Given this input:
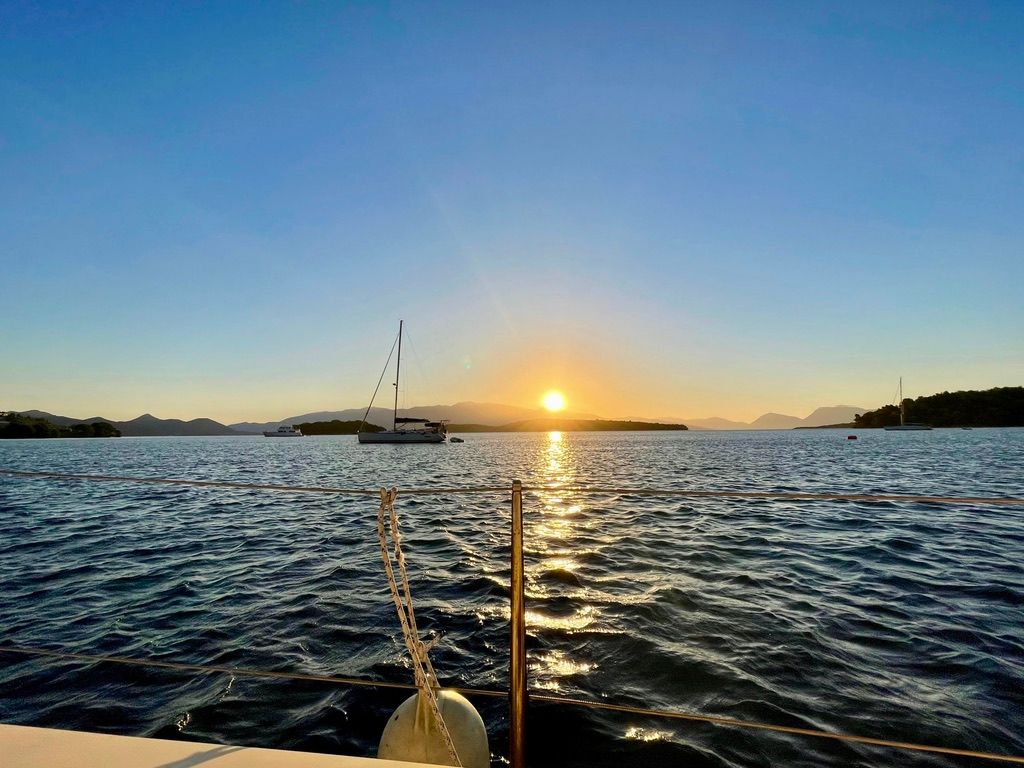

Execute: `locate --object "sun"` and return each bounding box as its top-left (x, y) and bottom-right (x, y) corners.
top-left (542, 390), bottom-right (567, 412)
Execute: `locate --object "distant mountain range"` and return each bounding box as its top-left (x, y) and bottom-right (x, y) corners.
top-left (20, 411), bottom-right (239, 437)
top-left (626, 405), bottom-right (867, 431)
top-left (231, 401), bottom-right (599, 433)
top-left (14, 403), bottom-right (867, 436)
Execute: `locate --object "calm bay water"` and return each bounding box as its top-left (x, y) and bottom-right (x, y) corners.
top-left (1, 429), bottom-right (1022, 766)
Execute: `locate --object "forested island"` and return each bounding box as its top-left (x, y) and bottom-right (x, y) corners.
top-left (296, 420), bottom-right (384, 434)
top-left (449, 418), bottom-right (688, 432)
top-left (810, 387), bottom-right (1024, 428)
top-left (0, 412), bottom-right (121, 438)
top-left (293, 418), bottom-right (687, 434)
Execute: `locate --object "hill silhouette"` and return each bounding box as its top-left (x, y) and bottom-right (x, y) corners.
top-left (669, 405), bottom-right (867, 430)
top-left (853, 387), bottom-right (1023, 428)
top-left (449, 418), bottom-right (687, 433)
top-left (20, 410), bottom-right (240, 436)
top-left (296, 420), bottom-right (385, 435)
top-left (231, 401), bottom-right (599, 433)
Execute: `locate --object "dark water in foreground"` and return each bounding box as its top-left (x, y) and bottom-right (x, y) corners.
top-left (1, 429), bottom-right (1022, 767)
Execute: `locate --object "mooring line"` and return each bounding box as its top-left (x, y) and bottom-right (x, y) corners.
top-left (2, 645), bottom-right (1022, 764)
top-left (2, 469), bottom-right (1021, 506)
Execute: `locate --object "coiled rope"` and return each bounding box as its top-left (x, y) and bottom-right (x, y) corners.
top-left (376, 487), bottom-right (462, 766)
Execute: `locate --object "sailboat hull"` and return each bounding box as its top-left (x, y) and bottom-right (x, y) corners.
top-left (884, 425), bottom-right (933, 431)
top-left (358, 431), bottom-right (447, 444)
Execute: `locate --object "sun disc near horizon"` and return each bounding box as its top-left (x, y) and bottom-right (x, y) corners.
top-left (542, 390), bottom-right (567, 412)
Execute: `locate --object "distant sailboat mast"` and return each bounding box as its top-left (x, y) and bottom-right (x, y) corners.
top-left (897, 376), bottom-right (905, 430)
top-left (393, 319), bottom-right (403, 431)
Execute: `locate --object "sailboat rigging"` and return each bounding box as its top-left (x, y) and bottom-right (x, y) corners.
top-left (884, 377), bottom-right (933, 431)
top-left (357, 321), bottom-right (448, 444)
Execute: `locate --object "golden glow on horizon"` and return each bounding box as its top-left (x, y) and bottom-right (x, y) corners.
top-left (542, 390), bottom-right (566, 412)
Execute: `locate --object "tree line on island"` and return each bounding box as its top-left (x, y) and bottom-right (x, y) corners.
top-left (849, 387), bottom-right (1023, 428)
top-left (302, 390), bottom-right (1024, 433)
top-left (5, 387), bottom-right (1020, 439)
top-left (449, 418), bottom-right (688, 432)
top-left (296, 420), bottom-right (383, 434)
top-left (0, 412), bottom-right (121, 439)
top-left (295, 418), bottom-right (688, 434)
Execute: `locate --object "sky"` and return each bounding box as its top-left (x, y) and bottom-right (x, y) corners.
top-left (1, 1), bottom-right (1022, 423)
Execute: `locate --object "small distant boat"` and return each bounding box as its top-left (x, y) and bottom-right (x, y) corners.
top-left (263, 425), bottom-right (303, 437)
top-left (357, 321), bottom-right (448, 444)
top-left (450, 436), bottom-right (465, 443)
top-left (884, 378), bottom-right (932, 431)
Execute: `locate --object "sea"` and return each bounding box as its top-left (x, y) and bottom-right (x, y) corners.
top-left (1, 429), bottom-right (1022, 767)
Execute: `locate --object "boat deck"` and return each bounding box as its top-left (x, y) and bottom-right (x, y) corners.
top-left (1, 724), bottom-right (432, 768)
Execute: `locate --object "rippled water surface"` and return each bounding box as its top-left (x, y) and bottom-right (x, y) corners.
top-left (1, 430), bottom-right (1023, 766)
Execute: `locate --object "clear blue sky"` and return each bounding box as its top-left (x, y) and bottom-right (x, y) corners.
top-left (2, 1), bottom-right (1021, 422)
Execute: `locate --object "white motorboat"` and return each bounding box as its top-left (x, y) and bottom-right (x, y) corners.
top-left (357, 321), bottom-right (448, 444)
top-left (263, 425), bottom-right (303, 437)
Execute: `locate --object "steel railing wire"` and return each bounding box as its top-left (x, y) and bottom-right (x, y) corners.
top-left (2, 468), bottom-right (1022, 506)
top-left (0, 645), bottom-right (1022, 764)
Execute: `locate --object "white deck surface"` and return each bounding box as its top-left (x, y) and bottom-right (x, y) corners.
top-left (1, 724), bottom-right (435, 768)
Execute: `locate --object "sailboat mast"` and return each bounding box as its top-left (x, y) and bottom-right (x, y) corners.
top-left (393, 320), bottom-right (403, 431)
top-left (899, 377), bottom-right (904, 426)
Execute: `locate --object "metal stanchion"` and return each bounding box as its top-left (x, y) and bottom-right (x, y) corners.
top-left (510, 479), bottom-right (527, 768)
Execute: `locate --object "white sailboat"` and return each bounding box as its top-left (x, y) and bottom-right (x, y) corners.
top-left (357, 321), bottom-right (448, 444)
top-left (884, 377), bottom-right (933, 431)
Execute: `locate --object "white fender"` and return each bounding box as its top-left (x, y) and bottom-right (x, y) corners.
top-left (378, 690), bottom-right (489, 768)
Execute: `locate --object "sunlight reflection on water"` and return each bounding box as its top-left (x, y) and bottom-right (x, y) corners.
top-left (526, 431), bottom-right (601, 687)
top-left (1, 429), bottom-right (1022, 767)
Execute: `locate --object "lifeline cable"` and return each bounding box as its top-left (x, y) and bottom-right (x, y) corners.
top-left (2, 469), bottom-right (1022, 506)
top-left (3, 470), bottom-right (1024, 762)
top-left (1, 645), bottom-right (1022, 764)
